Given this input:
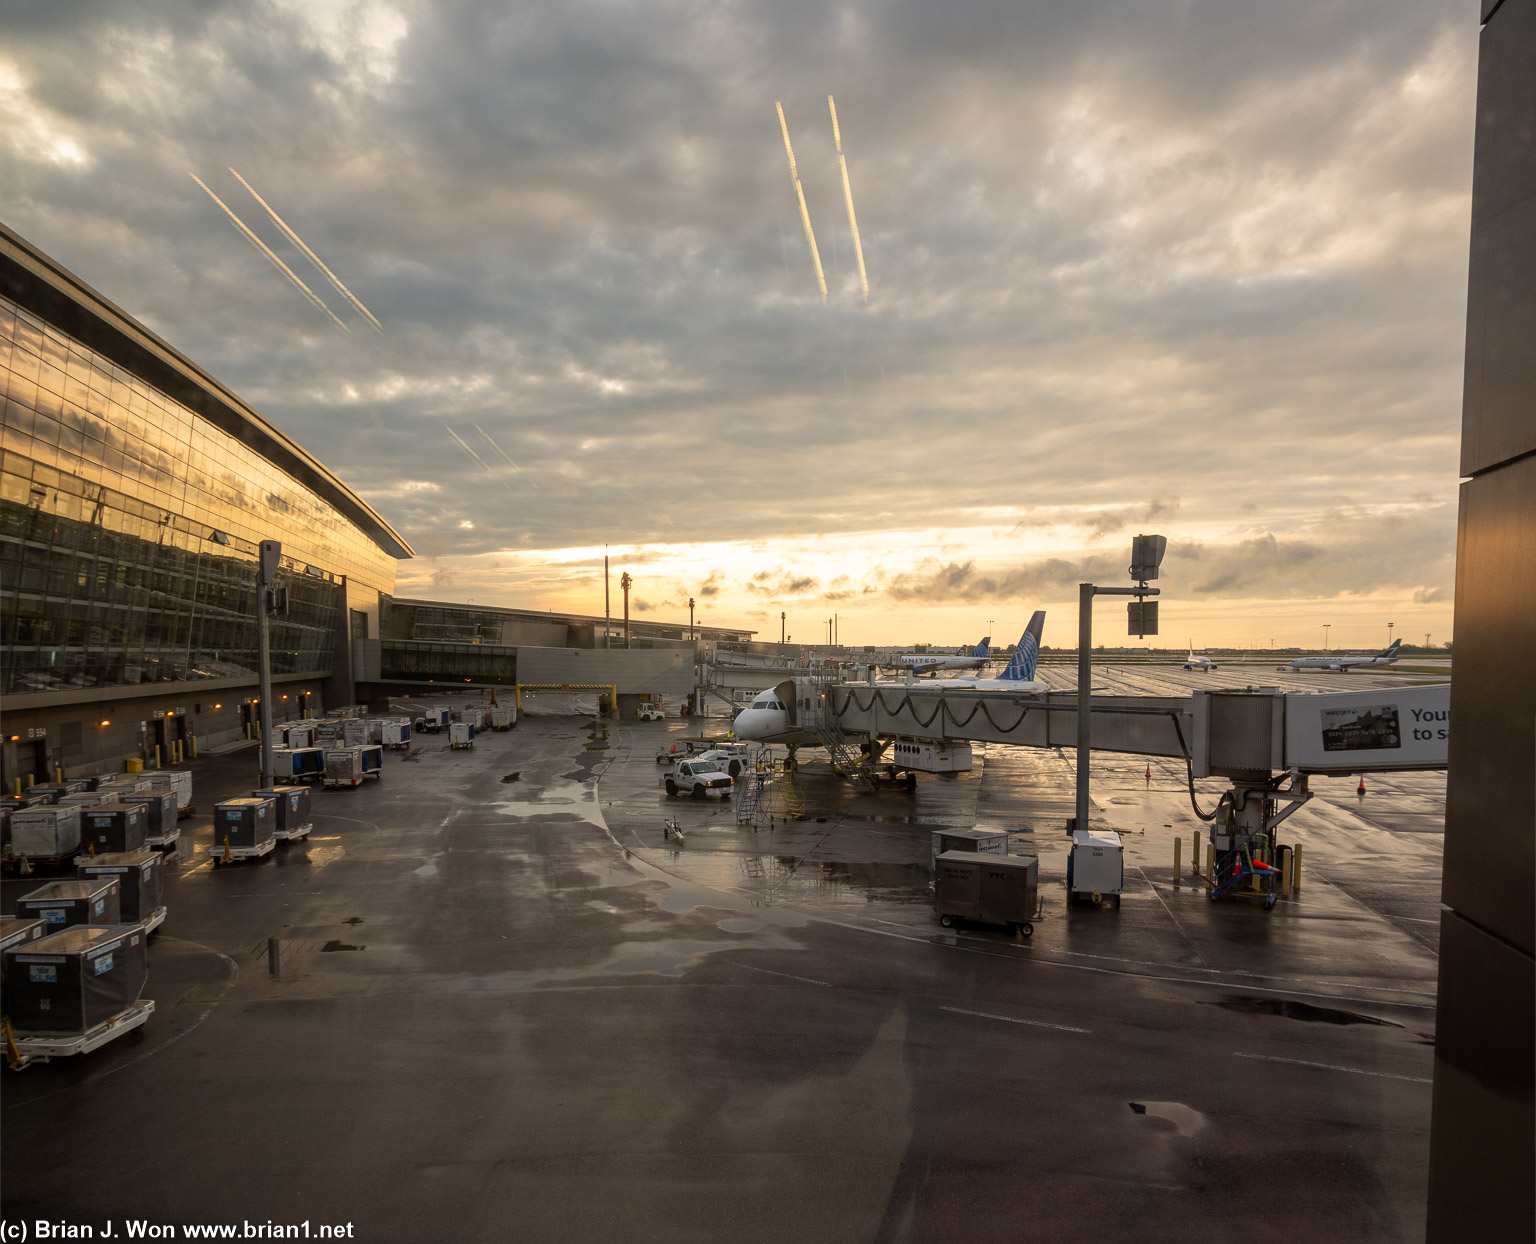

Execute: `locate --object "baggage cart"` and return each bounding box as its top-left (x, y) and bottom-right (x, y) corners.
top-left (1067, 829), bottom-right (1124, 908)
top-left (212, 797), bottom-right (277, 863)
top-left (359, 744), bottom-right (384, 777)
top-left (449, 721), bottom-right (475, 750)
top-left (2, 924), bottom-right (152, 1069)
top-left (15, 878), bottom-right (122, 932)
top-left (934, 851), bottom-right (1038, 936)
top-left (9, 806), bottom-right (84, 865)
top-left (253, 786), bottom-right (313, 842)
top-left (490, 705), bottom-right (516, 730)
top-left (120, 791), bottom-right (181, 851)
top-left (930, 828), bottom-right (1009, 865)
top-left (323, 748), bottom-right (364, 788)
top-left (77, 851), bottom-right (167, 933)
top-left (78, 802), bottom-right (149, 856)
top-left (382, 720), bottom-right (412, 748)
top-left (274, 747), bottom-right (326, 782)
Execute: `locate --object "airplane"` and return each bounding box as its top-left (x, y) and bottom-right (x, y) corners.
top-left (733, 615), bottom-right (1048, 765)
top-left (894, 636), bottom-right (991, 675)
top-left (1182, 642), bottom-right (1217, 672)
top-left (1280, 638), bottom-right (1403, 673)
top-left (936, 612), bottom-right (1048, 692)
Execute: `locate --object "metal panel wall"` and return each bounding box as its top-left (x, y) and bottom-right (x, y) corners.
top-left (1428, 1), bottom-right (1536, 1238)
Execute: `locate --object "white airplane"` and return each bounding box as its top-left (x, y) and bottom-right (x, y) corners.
top-left (1280, 638), bottom-right (1402, 673)
top-left (733, 615), bottom-right (1048, 760)
top-left (895, 636), bottom-right (991, 675)
top-left (1182, 643), bottom-right (1217, 672)
top-left (934, 612), bottom-right (1048, 693)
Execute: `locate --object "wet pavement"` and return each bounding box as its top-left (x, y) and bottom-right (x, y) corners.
top-left (1, 679), bottom-right (1441, 1242)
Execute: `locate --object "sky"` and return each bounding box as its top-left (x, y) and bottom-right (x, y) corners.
top-left (0, 0), bottom-right (1476, 650)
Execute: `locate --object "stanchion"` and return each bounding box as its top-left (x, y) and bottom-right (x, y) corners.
top-left (1173, 837), bottom-right (1182, 885)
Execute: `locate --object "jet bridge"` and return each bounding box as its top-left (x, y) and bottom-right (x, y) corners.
top-left (817, 678), bottom-right (1449, 882)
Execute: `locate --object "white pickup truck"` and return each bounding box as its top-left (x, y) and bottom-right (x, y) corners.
top-left (664, 759), bottom-right (734, 800)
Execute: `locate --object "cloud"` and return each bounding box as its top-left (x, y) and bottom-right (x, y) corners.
top-left (697, 570), bottom-right (723, 598)
top-left (0, 0), bottom-right (1471, 643)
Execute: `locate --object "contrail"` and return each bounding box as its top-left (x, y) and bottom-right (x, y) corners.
top-left (189, 173), bottom-right (348, 332)
top-left (228, 166), bottom-right (383, 332)
top-left (474, 423), bottom-right (538, 491)
top-left (775, 102), bottom-right (827, 305)
top-left (828, 96), bottom-right (869, 304)
top-left (444, 425), bottom-right (492, 470)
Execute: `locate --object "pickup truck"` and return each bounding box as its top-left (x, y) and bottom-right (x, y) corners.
top-left (664, 759), bottom-right (734, 800)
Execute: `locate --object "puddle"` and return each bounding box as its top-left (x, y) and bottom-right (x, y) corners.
top-left (501, 772), bottom-right (522, 784)
top-left (599, 938), bottom-right (722, 977)
top-left (414, 862), bottom-right (438, 878)
top-left (303, 844), bottom-right (346, 870)
top-left (1213, 996), bottom-right (1399, 1027)
top-left (1129, 1101), bottom-right (1208, 1138)
top-left (321, 940), bottom-right (363, 952)
top-left (718, 917), bottom-right (764, 934)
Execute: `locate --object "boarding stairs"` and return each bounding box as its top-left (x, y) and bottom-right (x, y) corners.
top-left (736, 768), bottom-right (773, 829)
top-left (775, 767), bottom-right (808, 820)
top-left (813, 710), bottom-right (877, 794)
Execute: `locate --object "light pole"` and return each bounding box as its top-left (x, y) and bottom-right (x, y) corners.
top-left (689, 596), bottom-right (696, 642)
top-left (1075, 535), bottom-right (1165, 832)
top-left (1323, 623), bottom-right (1331, 652)
top-left (780, 611), bottom-right (786, 645)
top-left (604, 547), bottom-right (611, 649)
top-left (255, 540), bottom-right (281, 790)
top-left (1388, 621), bottom-right (1394, 647)
top-left (620, 572), bottom-right (632, 649)
top-left (1424, 632), bottom-right (1431, 649)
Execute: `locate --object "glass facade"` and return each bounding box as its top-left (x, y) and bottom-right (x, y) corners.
top-left (0, 294), bottom-right (398, 696)
top-left (379, 640), bottom-right (517, 685)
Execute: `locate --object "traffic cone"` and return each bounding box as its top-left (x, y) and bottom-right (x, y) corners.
top-left (1356, 775), bottom-right (1366, 797)
top-left (1145, 764), bottom-right (1152, 784)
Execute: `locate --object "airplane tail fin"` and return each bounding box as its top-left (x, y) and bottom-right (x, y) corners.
top-left (1378, 638), bottom-right (1403, 658)
top-left (1000, 612), bottom-right (1046, 681)
top-left (970, 636), bottom-right (991, 658)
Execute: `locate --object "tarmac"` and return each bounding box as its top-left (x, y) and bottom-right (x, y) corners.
top-left (1, 665), bottom-right (1444, 1243)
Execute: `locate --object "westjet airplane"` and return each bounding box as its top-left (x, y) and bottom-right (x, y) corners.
top-left (896, 636), bottom-right (991, 674)
top-left (1280, 638), bottom-right (1402, 673)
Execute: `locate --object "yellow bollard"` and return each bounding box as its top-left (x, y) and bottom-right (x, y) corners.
top-left (10, 778), bottom-right (19, 796)
top-left (1205, 842), bottom-right (1214, 881)
top-left (1292, 844), bottom-right (1303, 895)
top-left (1192, 830), bottom-right (1202, 878)
top-left (1173, 837), bottom-right (1182, 885)
top-left (25, 773), bottom-right (34, 788)
top-left (190, 735), bottom-right (198, 759)
top-left (153, 744), bottom-right (161, 770)
top-left (1281, 849), bottom-right (1293, 899)
top-left (55, 767), bottom-right (63, 783)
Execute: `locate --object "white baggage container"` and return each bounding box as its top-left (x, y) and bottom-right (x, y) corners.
top-left (449, 721), bottom-right (475, 749)
top-left (11, 807), bottom-right (84, 859)
top-left (1068, 829), bottom-right (1125, 906)
top-left (930, 828), bottom-right (1009, 864)
top-left (142, 770), bottom-right (193, 811)
top-left (382, 721), bottom-right (412, 748)
top-left (490, 705), bottom-right (516, 730)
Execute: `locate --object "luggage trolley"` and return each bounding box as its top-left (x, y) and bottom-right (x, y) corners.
top-left (211, 798), bottom-right (277, 864)
top-left (253, 786), bottom-right (313, 843)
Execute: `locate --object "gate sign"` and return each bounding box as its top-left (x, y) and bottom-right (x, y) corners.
top-left (1285, 683), bottom-right (1449, 772)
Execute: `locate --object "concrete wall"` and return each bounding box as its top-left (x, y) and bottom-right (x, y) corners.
top-left (1, 677), bottom-right (327, 782)
top-left (515, 646), bottom-right (695, 699)
top-left (1427, 3), bottom-right (1536, 1238)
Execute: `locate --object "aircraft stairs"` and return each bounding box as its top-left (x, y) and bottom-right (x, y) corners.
top-left (736, 768), bottom-right (773, 829)
top-left (813, 712), bottom-right (877, 794)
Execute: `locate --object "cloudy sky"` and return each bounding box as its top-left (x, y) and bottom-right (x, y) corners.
top-left (2, 0), bottom-right (1476, 649)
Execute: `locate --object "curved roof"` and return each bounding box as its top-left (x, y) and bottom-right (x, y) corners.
top-left (0, 221), bottom-right (413, 560)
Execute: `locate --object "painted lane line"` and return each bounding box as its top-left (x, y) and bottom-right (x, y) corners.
top-left (940, 1005), bottom-right (1091, 1034)
top-left (735, 962), bottom-right (832, 987)
top-left (1233, 1052), bottom-right (1431, 1083)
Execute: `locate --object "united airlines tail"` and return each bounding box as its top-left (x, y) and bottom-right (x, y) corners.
top-left (1000, 612), bottom-right (1046, 682)
top-left (969, 636), bottom-right (991, 658)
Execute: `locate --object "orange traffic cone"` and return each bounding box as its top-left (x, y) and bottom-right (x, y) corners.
top-left (1356, 775), bottom-right (1366, 797)
top-left (1145, 764), bottom-right (1152, 784)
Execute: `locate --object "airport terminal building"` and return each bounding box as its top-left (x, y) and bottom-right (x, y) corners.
top-left (0, 223), bottom-right (412, 784)
top-left (0, 225), bottom-right (744, 787)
